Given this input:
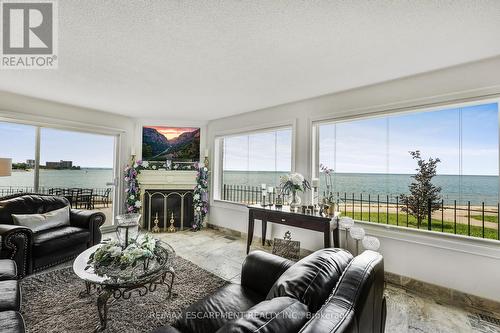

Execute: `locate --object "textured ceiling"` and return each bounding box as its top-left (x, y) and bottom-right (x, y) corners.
top-left (1, 1), bottom-right (500, 120)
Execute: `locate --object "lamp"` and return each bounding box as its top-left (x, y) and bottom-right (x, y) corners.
top-left (0, 158), bottom-right (12, 177)
top-left (349, 227), bottom-right (366, 255)
top-left (339, 217), bottom-right (354, 250)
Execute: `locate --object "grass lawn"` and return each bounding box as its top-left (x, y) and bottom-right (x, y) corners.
top-left (344, 211), bottom-right (499, 240)
top-left (469, 215), bottom-right (498, 224)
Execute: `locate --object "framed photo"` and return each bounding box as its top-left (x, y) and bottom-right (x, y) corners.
top-left (142, 126), bottom-right (200, 162)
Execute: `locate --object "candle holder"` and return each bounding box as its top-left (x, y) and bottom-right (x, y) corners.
top-left (167, 213), bottom-right (177, 233)
top-left (152, 212), bottom-right (160, 233)
top-left (115, 213), bottom-right (141, 248)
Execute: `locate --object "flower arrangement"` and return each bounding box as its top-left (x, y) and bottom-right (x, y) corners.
top-left (87, 234), bottom-right (157, 271)
top-left (280, 172), bottom-right (311, 195)
top-left (280, 172), bottom-right (311, 209)
top-left (193, 162), bottom-right (209, 230)
top-left (124, 160), bottom-right (142, 213)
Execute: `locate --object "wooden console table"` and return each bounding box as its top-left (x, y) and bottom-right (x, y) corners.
top-left (246, 205), bottom-right (339, 254)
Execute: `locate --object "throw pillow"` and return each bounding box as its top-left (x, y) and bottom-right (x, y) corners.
top-left (12, 206), bottom-right (70, 233)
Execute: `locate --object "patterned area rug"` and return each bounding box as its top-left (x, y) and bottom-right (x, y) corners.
top-left (21, 256), bottom-right (228, 332)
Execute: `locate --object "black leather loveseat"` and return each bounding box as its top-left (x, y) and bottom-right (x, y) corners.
top-left (0, 193), bottom-right (105, 277)
top-left (153, 248), bottom-right (386, 333)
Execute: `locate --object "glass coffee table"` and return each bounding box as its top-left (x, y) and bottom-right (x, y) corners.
top-left (73, 241), bottom-right (175, 331)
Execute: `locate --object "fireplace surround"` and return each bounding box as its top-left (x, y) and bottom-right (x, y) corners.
top-left (138, 170), bottom-right (197, 231)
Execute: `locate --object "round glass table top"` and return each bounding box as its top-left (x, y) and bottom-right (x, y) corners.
top-left (73, 240), bottom-right (175, 287)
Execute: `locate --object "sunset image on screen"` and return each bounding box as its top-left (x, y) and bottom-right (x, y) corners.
top-left (142, 126), bottom-right (200, 161)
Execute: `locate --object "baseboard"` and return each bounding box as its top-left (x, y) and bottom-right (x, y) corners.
top-left (385, 271), bottom-right (500, 316)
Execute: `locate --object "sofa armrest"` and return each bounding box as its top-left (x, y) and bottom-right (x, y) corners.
top-left (240, 250), bottom-right (294, 296)
top-left (70, 210), bottom-right (105, 246)
top-left (0, 224), bottom-right (33, 278)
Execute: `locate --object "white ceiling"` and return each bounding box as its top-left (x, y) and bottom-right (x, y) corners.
top-left (1, 1), bottom-right (500, 121)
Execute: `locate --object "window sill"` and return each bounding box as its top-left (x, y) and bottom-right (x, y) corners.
top-left (351, 219), bottom-right (500, 259)
top-left (211, 199), bottom-right (249, 212)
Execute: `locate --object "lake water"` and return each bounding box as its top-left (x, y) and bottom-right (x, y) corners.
top-left (0, 169), bottom-right (114, 190)
top-left (2, 169), bottom-right (498, 205)
top-left (223, 171), bottom-right (499, 205)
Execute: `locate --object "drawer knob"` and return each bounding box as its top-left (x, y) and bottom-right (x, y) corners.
top-left (281, 218), bottom-right (286, 222)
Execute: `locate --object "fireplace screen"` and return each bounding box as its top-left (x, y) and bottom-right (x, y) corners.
top-left (144, 189), bottom-right (194, 231)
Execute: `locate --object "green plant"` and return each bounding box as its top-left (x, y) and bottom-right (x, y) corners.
top-left (399, 151), bottom-right (442, 222)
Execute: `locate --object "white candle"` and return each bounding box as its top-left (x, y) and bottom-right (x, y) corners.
top-left (261, 183), bottom-right (266, 190)
top-left (267, 186), bottom-right (273, 194)
top-left (312, 178), bottom-right (319, 188)
top-left (131, 146), bottom-right (136, 156)
top-left (204, 148), bottom-right (209, 157)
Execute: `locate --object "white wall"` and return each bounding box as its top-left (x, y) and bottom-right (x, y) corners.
top-left (207, 56), bottom-right (500, 302)
top-left (0, 91), bottom-right (135, 216)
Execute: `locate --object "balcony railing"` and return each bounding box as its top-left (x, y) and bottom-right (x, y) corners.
top-left (222, 184), bottom-right (499, 241)
top-left (0, 186), bottom-right (113, 209)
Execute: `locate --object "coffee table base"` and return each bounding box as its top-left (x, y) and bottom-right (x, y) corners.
top-left (80, 267), bottom-right (175, 332)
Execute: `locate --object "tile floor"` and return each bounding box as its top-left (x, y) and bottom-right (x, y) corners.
top-left (148, 229), bottom-right (500, 333)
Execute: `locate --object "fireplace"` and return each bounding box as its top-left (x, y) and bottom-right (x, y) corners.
top-left (143, 189), bottom-right (194, 231)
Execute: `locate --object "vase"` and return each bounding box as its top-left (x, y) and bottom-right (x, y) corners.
top-left (289, 191), bottom-right (301, 210)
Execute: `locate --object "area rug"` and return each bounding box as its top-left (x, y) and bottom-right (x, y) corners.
top-left (21, 256), bottom-right (228, 333)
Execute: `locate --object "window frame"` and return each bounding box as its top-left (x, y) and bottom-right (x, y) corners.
top-left (0, 112), bottom-right (124, 228)
top-left (312, 96), bottom-right (500, 236)
top-left (212, 120), bottom-right (297, 207)
top-left (312, 97), bottom-right (500, 181)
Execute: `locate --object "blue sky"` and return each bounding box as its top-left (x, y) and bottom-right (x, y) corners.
top-left (0, 124), bottom-right (114, 168)
top-left (224, 129), bottom-right (292, 172)
top-left (320, 102), bottom-right (499, 175)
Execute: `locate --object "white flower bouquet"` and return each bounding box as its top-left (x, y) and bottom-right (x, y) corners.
top-left (280, 172), bottom-right (311, 195)
top-left (87, 234), bottom-right (157, 272)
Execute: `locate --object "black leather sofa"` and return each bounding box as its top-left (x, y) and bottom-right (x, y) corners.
top-left (0, 260), bottom-right (25, 333)
top-left (153, 248), bottom-right (386, 333)
top-left (0, 193), bottom-right (105, 278)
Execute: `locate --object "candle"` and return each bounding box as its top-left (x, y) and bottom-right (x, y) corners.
top-left (267, 186), bottom-right (273, 194)
top-left (312, 178), bottom-right (319, 188)
top-left (204, 148), bottom-right (209, 157)
top-left (131, 146), bottom-right (136, 156)
top-left (261, 183), bottom-right (266, 190)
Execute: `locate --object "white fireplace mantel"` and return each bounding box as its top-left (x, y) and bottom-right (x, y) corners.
top-left (138, 170), bottom-right (197, 192)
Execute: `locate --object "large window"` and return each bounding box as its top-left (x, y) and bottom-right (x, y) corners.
top-left (220, 127), bottom-right (292, 203)
top-left (316, 101), bottom-right (499, 240)
top-left (0, 121), bottom-right (117, 227)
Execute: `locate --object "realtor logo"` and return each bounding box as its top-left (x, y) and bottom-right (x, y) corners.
top-left (1, 0), bottom-right (58, 69)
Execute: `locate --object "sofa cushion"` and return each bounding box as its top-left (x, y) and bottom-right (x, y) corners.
top-left (0, 280), bottom-right (20, 312)
top-left (266, 248), bottom-right (353, 312)
top-left (33, 226), bottom-right (90, 258)
top-left (174, 284), bottom-right (264, 333)
top-left (0, 260), bottom-right (17, 281)
top-left (12, 206), bottom-right (70, 233)
top-left (0, 194), bottom-right (69, 225)
top-left (0, 311), bottom-right (25, 333)
top-left (299, 251), bottom-right (385, 333)
top-left (216, 296), bottom-right (309, 333)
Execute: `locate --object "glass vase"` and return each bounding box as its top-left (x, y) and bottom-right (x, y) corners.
top-left (289, 190), bottom-right (302, 210)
